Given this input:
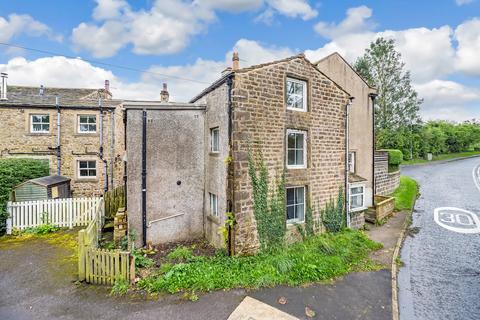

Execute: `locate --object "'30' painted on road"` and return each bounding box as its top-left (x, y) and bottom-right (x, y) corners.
top-left (434, 207), bottom-right (480, 234)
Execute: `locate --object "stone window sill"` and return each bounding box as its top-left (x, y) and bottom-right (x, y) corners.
top-left (74, 178), bottom-right (99, 183)
top-left (207, 214), bottom-right (220, 224)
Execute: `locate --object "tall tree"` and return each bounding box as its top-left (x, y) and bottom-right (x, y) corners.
top-left (354, 38), bottom-right (422, 131)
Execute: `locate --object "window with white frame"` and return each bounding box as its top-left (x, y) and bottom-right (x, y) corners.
top-left (348, 151), bottom-right (356, 173)
top-left (287, 129), bottom-right (307, 168)
top-left (30, 114), bottom-right (50, 133)
top-left (286, 77), bottom-right (307, 111)
top-left (78, 115), bottom-right (97, 133)
top-left (210, 127), bottom-right (219, 153)
top-left (78, 160), bottom-right (97, 179)
top-left (209, 193), bottom-right (218, 216)
top-left (350, 185), bottom-right (365, 211)
top-left (286, 186), bottom-right (305, 223)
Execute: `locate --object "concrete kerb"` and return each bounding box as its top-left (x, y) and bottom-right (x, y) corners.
top-left (400, 154), bottom-right (480, 168)
top-left (390, 199), bottom-right (417, 320)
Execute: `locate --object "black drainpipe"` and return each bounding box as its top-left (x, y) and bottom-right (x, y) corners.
top-left (226, 74), bottom-right (234, 255)
top-left (56, 96), bottom-right (61, 175)
top-left (141, 109), bottom-right (147, 247)
top-left (369, 93), bottom-right (378, 198)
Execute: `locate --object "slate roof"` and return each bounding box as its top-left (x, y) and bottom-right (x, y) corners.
top-left (0, 85), bottom-right (122, 109)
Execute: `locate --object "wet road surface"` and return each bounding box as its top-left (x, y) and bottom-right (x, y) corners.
top-left (398, 157), bottom-right (480, 320)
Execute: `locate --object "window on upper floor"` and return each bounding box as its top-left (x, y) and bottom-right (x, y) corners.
top-left (286, 129), bottom-right (307, 169)
top-left (286, 77), bottom-right (307, 111)
top-left (78, 115), bottom-right (97, 133)
top-left (30, 114), bottom-right (50, 133)
top-left (286, 186), bottom-right (305, 223)
top-left (211, 127), bottom-right (219, 153)
top-left (78, 160), bottom-right (97, 179)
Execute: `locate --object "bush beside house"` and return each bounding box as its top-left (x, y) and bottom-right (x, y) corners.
top-left (0, 158), bottom-right (50, 234)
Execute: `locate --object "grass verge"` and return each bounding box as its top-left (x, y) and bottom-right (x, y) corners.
top-left (138, 230), bottom-right (382, 294)
top-left (390, 176), bottom-right (419, 211)
top-left (402, 150), bottom-right (480, 165)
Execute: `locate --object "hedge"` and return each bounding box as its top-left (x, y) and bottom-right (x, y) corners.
top-left (0, 158), bottom-right (50, 234)
top-left (382, 149), bottom-right (403, 165)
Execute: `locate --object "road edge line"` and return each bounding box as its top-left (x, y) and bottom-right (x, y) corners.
top-left (391, 203), bottom-right (416, 320)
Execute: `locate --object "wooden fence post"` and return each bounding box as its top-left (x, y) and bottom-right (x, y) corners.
top-left (78, 229), bottom-right (86, 281)
top-left (130, 254), bottom-right (136, 284)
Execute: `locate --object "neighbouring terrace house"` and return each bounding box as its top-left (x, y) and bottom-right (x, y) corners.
top-left (0, 74), bottom-right (124, 196)
top-left (126, 53), bottom-right (365, 254)
top-left (315, 52), bottom-right (377, 225)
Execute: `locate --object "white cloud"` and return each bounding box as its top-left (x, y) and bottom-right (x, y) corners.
top-left (0, 13), bottom-right (62, 43)
top-left (265, 0), bottom-right (317, 20)
top-left (92, 0), bottom-right (129, 20)
top-left (454, 18), bottom-right (480, 75)
top-left (455, 0), bottom-right (474, 6)
top-left (314, 6), bottom-right (373, 39)
top-left (72, 0), bottom-right (316, 58)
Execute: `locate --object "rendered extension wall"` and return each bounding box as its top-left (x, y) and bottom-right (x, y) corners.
top-left (126, 107), bottom-right (205, 246)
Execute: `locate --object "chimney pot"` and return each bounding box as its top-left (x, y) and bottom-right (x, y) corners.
top-left (232, 52), bottom-right (239, 70)
top-left (39, 85), bottom-right (45, 96)
top-left (0, 72), bottom-right (7, 100)
top-left (104, 80), bottom-right (110, 92)
top-left (160, 83), bottom-right (169, 102)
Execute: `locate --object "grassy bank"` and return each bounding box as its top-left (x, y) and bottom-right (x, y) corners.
top-left (390, 176), bottom-right (419, 211)
top-left (402, 150), bottom-right (480, 165)
top-left (138, 230), bottom-right (382, 294)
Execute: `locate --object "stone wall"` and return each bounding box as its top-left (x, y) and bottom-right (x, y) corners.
top-left (230, 55), bottom-right (350, 254)
top-left (0, 105), bottom-right (124, 197)
top-left (375, 151), bottom-right (400, 195)
top-left (350, 210), bottom-right (365, 230)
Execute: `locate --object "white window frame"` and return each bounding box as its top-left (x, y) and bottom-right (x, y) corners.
top-left (209, 193), bottom-right (218, 217)
top-left (210, 127), bottom-right (219, 153)
top-left (78, 114), bottom-right (97, 133)
top-left (286, 186), bottom-right (306, 224)
top-left (348, 151), bottom-right (356, 173)
top-left (286, 77), bottom-right (307, 112)
top-left (77, 160), bottom-right (97, 179)
top-left (30, 114), bottom-right (50, 133)
top-left (286, 129), bottom-right (307, 169)
top-left (349, 184), bottom-right (366, 212)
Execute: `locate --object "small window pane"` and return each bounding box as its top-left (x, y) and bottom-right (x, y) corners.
top-left (296, 149), bottom-right (304, 165)
top-left (286, 78), bottom-right (306, 111)
top-left (286, 130), bottom-right (306, 168)
top-left (79, 115), bottom-right (97, 133)
top-left (286, 206), bottom-right (295, 220)
top-left (286, 186), bottom-right (305, 223)
top-left (295, 187), bottom-right (304, 204)
top-left (287, 189), bottom-right (295, 205)
top-left (211, 128), bottom-right (219, 152)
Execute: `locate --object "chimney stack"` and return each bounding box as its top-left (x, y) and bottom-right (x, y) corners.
top-left (232, 52), bottom-right (239, 70)
top-left (104, 79), bottom-right (110, 92)
top-left (160, 83), bottom-right (169, 102)
top-left (39, 85), bottom-right (45, 96)
top-left (0, 73), bottom-right (7, 100)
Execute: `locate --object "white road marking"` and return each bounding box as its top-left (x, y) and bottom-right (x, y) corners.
top-left (473, 164), bottom-right (480, 193)
top-left (434, 207), bottom-right (480, 234)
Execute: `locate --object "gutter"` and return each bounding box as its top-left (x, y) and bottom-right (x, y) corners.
top-left (99, 99), bottom-right (108, 192)
top-left (123, 109), bottom-right (128, 210)
top-left (226, 74), bottom-right (234, 255)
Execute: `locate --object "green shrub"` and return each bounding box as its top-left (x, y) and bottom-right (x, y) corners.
top-left (137, 230), bottom-right (382, 294)
top-left (322, 188), bottom-right (345, 233)
top-left (110, 279), bottom-right (129, 296)
top-left (0, 158), bottom-right (50, 235)
top-left (23, 224), bottom-right (59, 235)
top-left (383, 149), bottom-right (404, 165)
top-left (167, 246), bottom-right (194, 262)
top-left (132, 249), bottom-right (155, 269)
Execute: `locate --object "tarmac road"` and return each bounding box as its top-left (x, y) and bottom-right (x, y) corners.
top-left (398, 157), bottom-right (480, 320)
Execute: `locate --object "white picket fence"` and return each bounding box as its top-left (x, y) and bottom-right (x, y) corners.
top-left (6, 197), bottom-right (102, 234)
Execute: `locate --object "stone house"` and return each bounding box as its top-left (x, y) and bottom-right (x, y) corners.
top-left (125, 54), bottom-right (358, 254)
top-left (315, 52), bottom-right (377, 226)
top-left (0, 75), bottom-right (124, 196)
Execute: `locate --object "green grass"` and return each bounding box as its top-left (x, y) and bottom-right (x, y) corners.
top-left (390, 176), bottom-right (419, 211)
top-left (402, 150), bottom-right (480, 165)
top-left (138, 230), bottom-right (382, 294)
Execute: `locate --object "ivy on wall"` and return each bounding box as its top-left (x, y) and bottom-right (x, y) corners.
top-left (247, 149), bottom-right (286, 250)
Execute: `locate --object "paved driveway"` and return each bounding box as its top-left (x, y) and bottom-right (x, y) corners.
top-left (0, 224), bottom-right (396, 320)
top-left (399, 157), bottom-right (480, 320)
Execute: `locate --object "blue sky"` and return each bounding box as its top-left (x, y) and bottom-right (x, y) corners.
top-left (0, 0), bottom-right (479, 121)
